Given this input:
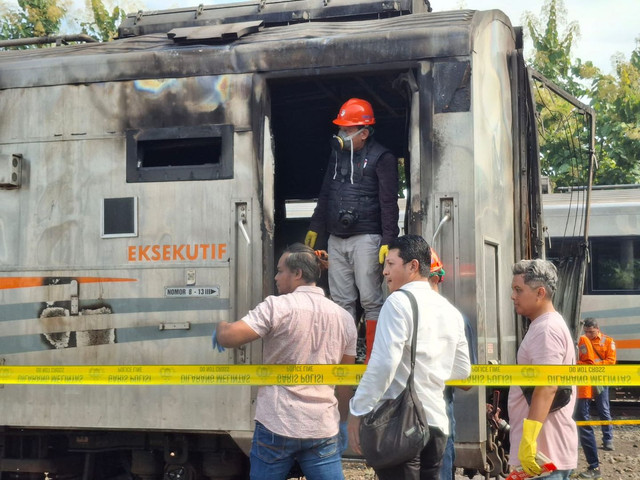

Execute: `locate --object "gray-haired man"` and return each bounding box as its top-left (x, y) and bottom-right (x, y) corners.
top-left (213, 243), bottom-right (357, 480)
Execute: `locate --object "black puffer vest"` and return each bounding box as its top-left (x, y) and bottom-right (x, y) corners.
top-left (326, 139), bottom-right (389, 237)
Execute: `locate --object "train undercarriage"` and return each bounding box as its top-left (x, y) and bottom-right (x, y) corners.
top-left (0, 429), bottom-right (248, 480)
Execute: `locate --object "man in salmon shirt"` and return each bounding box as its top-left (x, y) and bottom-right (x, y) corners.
top-left (213, 243), bottom-right (357, 479)
top-left (574, 317), bottom-right (616, 480)
top-left (508, 259), bottom-right (577, 480)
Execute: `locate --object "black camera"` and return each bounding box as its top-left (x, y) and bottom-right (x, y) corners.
top-left (338, 208), bottom-right (359, 228)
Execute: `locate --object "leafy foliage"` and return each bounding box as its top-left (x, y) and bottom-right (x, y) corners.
top-left (0, 0), bottom-right (68, 46)
top-left (595, 257), bottom-right (640, 291)
top-left (525, 0), bottom-right (640, 187)
top-left (584, 45), bottom-right (640, 185)
top-left (80, 0), bottom-right (126, 42)
top-left (533, 80), bottom-right (592, 188)
top-left (0, 0), bottom-right (125, 45)
top-left (525, 0), bottom-right (579, 90)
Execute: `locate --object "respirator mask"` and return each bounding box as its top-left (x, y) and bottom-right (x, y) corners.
top-left (330, 127), bottom-right (366, 152)
top-left (330, 127), bottom-right (368, 184)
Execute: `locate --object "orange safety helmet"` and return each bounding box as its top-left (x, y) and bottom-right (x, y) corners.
top-left (333, 98), bottom-right (376, 126)
top-left (430, 248), bottom-right (445, 283)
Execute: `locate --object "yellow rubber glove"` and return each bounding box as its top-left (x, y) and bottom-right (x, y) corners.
top-left (305, 230), bottom-right (318, 248)
top-left (518, 418), bottom-right (543, 476)
top-left (378, 244), bottom-right (389, 264)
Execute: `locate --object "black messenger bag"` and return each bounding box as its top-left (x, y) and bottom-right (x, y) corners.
top-left (359, 289), bottom-right (430, 469)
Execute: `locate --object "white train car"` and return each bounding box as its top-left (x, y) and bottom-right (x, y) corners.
top-left (0, 1), bottom-right (554, 477)
top-left (543, 187), bottom-right (640, 363)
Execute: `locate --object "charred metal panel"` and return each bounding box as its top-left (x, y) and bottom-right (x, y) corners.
top-left (168, 21), bottom-right (264, 44)
top-left (0, 75), bottom-right (251, 140)
top-left (123, 76), bottom-right (249, 131)
top-left (0, 10), bottom-right (498, 90)
top-left (40, 306), bottom-right (115, 350)
top-left (119, 0), bottom-right (418, 37)
top-left (0, 64), bottom-right (259, 435)
top-left (413, 11), bottom-right (517, 464)
top-left (433, 61), bottom-right (471, 113)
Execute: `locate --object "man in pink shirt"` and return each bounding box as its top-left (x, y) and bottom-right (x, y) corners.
top-left (214, 243), bottom-right (357, 480)
top-left (508, 259), bottom-right (578, 480)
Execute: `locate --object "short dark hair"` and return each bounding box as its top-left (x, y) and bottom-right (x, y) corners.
top-left (388, 235), bottom-right (431, 277)
top-left (283, 243), bottom-right (321, 283)
top-left (583, 317), bottom-right (599, 329)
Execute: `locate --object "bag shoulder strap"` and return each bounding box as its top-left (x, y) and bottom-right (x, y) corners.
top-left (593, 335), bottom-right (612, 361)
top-left (397, 289), bottom-right (419, 382)
top-left (582, 335), bottom-right (603, 362)
top-left (594, 348), bottom-right (604, 361)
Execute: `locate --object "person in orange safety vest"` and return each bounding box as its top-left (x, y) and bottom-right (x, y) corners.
top-left (574, 318), bottom-right (616, 480)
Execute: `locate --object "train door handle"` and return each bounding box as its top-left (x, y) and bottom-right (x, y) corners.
top-left (433, 198), bottom-right (453, 245)
top-left (238, 204), bottom-right (251, 245)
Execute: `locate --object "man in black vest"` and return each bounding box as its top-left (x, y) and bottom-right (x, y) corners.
top-left (305, 98), bottom-right (399, 363)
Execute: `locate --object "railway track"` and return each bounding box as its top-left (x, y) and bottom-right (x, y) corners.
top-left (610, 400), bottom-right (640, 421)
top-left (612, 386), bottom-right (640, 420)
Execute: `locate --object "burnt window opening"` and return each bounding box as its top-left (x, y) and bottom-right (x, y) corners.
top-left (141, 137), bottom-right (222, 168)
top-left (126, 124), bottom-right (233, 183)
top-left (102, 197), bottom-right (138, 238)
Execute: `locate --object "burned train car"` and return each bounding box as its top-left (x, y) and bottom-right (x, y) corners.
top-left (0, 1), bottom-right (542, 478)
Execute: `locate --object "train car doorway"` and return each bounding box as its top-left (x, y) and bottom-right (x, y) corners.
top-left (268, 70), bottom-right (413, 287)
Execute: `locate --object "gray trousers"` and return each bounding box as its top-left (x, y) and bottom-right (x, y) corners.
top-left (327, 233), bottom-right (384, 321)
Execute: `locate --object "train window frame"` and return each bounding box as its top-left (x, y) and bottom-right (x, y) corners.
top-left (546, 235), bottom-right (640, 295)
top-left (101, 196), bottom-right (138, 238)
top-left (588, 236), bottom-right (640, 294)
top-left (126, 124), bottom-right (234, 183)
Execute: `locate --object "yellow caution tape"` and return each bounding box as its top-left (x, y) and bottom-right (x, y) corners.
top-left (0, 364), bottom-right (638, 386)
top-left (0, 364), bottom-right (362, 386)
top-left (577, 419), bottom-right (640, 426)
top-left (447, 364), bottom-right (640, 387)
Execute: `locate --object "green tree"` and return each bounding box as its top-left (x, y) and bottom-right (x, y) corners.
top-left (80, 0), bottom-right (126, 42)
top-left (525, 0), bottom-right (640, 187)
top-left (525, 0), bottom-right (591, 188)
top-left (580, 42), bottom-right (640, 185)
top-left (0, 0), bottom-right (128, 44)
top-left (534, 86), bottom-right (589, 187)
top-left (525, 0), bottom-right (580, 92)
top-left (0, 0), bottom-right (67, 44)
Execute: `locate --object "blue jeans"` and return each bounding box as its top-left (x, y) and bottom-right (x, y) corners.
top-left (439, 390), bottom-right (455, 480)
top-left (546, 469), bottom-right (573, 480)
top-left (576, 398), bottom-right (599, 469)
top-left (249, 421), bottom-right (344, 480)
top-left (593, 387), bottom-right (613, 442)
